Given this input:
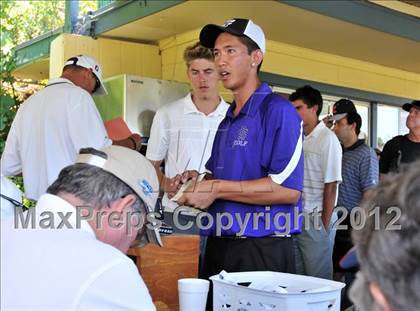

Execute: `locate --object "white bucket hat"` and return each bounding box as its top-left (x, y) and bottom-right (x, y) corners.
top-left (76, 146), bottom-right (162, 247)
top-left (64, 55), bottom-right (108, 96)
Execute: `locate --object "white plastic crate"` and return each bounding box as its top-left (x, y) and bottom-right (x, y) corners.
top-left (210, 271), bottom-right (345, 311)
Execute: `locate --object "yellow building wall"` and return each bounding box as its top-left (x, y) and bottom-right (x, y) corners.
top-left (49, 33), bottom-right (161, 80)
top-left (48, 31), bottom-right (420, 100)
top-left (159, 29), bottom-right (420, 100)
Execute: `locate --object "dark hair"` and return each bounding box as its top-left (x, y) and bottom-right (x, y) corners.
top-left (352, 161), bottom-right (420, 310)
top-left (237, 35), bottom-right (263, 72)
top-left (183, 42), bottom-right (214, 67)
top-left (289, 85), bottom-right (323, 116)
top-left (346, 111), bottom-right (362, 135)
top-left (62, 64), bottom-right (86, 74)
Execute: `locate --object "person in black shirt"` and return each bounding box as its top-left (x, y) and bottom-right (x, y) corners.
top-left (379, 100), bottom-right (420, 179)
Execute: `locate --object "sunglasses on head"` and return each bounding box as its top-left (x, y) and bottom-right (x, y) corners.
top-left (0, 193), bottom-right (24, 208)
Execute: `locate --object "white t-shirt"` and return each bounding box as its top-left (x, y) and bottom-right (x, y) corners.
top-left (1, 194), bottom-right (156, 311)
top-left (146, 93), bottom-right (228, 210)
top-left (302, 121), bottom-right (342, 212)
top-left (1, 78), bottom-right (112, 200)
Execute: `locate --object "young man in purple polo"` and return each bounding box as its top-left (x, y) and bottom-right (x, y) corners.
top-left (176, 18), bottom-right (304, 282)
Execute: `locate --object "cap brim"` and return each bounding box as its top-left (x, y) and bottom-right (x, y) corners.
top-left (146, 226), bottom-right (163, 246)
top-left (402, 103), bottom-right (413, 112)
top-left (329, 113), bottom-right (347, 121)
top-left (200, 24), bottom-right (247, 49)
top-left (132, 226), bottom-right (163, 248)
top-left (92, 78), bottom-right (108, 96)
top-left (133, 200), bottom-right (163, 247)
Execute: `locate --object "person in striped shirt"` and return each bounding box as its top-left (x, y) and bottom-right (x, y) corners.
top-left (330, 99), bottom-right (379, 310)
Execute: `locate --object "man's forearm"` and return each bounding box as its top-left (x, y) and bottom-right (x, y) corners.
top-left (215, 177), bottom-right (301, 205)
top-left (152, 165), bottom-right (172, 193)
top-left (321, 182), bottom-right (338, 228)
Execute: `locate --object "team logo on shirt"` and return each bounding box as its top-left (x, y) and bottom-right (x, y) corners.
top-left (233, 126), bottom-right (248, 147)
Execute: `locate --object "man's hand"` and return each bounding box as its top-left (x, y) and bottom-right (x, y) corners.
top-left (321, 181), bottom-right (338, 232)
top-left (130, 133), bottom-right (141, 151)
top-left (180, 170), bottom-right (199, 184)
top-left (166, 170), bottom-right (200, 199)
top-left (165, 174), bottom-right (183, 199)
top-left (176, 179), bottom-right (219, 210)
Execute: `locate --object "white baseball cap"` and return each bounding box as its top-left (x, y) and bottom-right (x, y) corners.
top-left (76, 146), bottom-right (162, 247)
top-left (200, 18), bottom-right (266, 55)
top-left (64, 55), bottom-right (108, 96)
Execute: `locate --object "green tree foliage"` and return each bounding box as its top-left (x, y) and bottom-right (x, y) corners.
top-left (1, 1), bottom-right (97, 203)
top-left (1, 0), bottom-right (98, 152)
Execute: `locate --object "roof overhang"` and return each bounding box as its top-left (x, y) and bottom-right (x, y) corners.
top-left (12, 0), bottom-right (420, 79)
top-left (95, 0), bottom-right (420, 74)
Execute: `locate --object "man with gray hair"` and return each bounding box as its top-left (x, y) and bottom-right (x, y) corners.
top-left (350, 160), bottom-right (420, 311)
top-left (1, 146), bottom-right (161, 311)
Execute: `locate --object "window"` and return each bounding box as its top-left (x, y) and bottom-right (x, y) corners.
top-left (353, 100), bottom-right (370, 142)
top-left (376, 104), bottom-right (408, 149)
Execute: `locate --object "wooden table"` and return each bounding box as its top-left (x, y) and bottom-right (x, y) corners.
top-left (128, 235), bottom-right (200, 310)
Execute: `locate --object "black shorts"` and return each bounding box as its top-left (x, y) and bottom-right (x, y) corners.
top-left (199, 235), bottom-right (296, 310)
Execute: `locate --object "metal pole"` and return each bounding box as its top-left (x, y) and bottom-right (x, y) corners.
top-left (370, 102), bottom-right (378, 148)
top-left (64, 1), bottom-right (79, 33)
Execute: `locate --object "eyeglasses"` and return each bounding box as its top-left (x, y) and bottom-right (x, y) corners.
top-left (91, 72), bottom-right (100, 93)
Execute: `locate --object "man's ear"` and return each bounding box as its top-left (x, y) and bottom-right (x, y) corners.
top-left (251, 49), bottom-right (264, 68)
top-left (112, 194), bottom-right (136, 213)
top-left (369, 282), bottom-right (391, 311)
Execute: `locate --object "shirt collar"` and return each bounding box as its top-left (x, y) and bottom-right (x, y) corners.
top-left (305, 121), bottom-right (326, 139)
top-left (47, 77), bottom-right (75, 86)
top-left (184, 93), bottom-right (229, 117)
top-left (344, 139), bottom-right (365, 151)
top-left (226, 83), bottom-right (272, 119)
top-left (34, 194), bottom-right (95, 237)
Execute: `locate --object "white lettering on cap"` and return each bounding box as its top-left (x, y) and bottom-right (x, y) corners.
top-left (223, 19), bottom-right (236, 27)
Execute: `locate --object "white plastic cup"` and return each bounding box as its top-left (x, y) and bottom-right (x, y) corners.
top-left (178, 278), bottom-right (210, 311)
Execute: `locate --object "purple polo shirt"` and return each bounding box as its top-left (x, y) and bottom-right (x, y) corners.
top-left (202, 83), bottom-right (304, 237)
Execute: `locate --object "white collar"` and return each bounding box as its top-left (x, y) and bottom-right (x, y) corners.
top-left (305, 121), bottom-right (326, 139)
top-left (47, 77), bottom-right (75, 86)
top-left (34, 194), bottom-right (95, 237)
top-left (183, 93), bottom-right (228, 117)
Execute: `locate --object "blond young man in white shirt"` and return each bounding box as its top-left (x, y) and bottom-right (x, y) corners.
top-left (290, 85), bottom-right (342, 280)
top-left (146, 43), bottom-right (228, 210)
